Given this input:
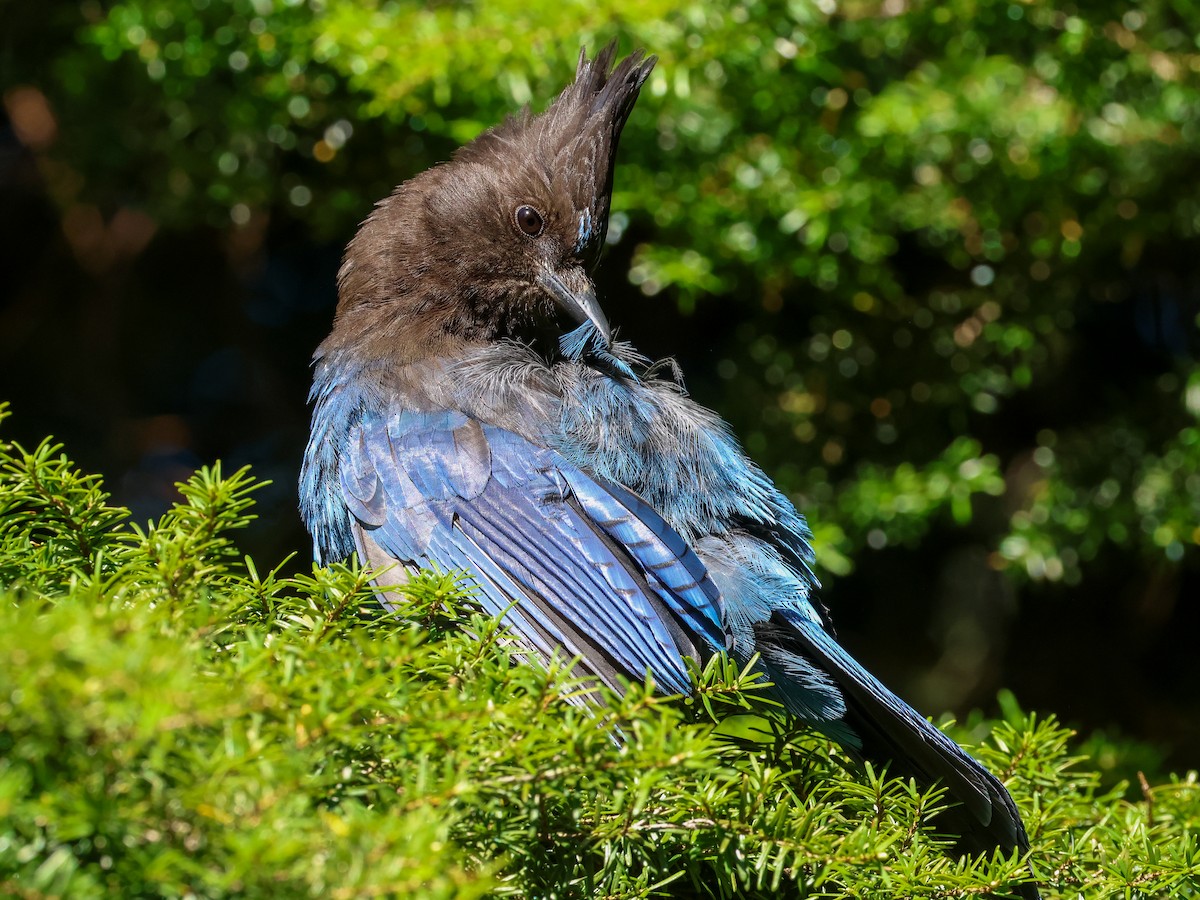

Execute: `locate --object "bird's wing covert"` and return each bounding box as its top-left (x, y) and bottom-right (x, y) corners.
top-left (340, 408), bottom-right (728, 695)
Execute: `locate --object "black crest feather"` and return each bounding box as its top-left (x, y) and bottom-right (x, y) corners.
top-left (457, 42), bottom-right (656, 263)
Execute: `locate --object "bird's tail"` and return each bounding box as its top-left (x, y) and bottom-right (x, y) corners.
top-left (762, 609), bottom-right (1040, 900)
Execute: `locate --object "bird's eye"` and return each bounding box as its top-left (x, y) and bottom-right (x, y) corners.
top-left (515, 205), bottom-right (545, 237)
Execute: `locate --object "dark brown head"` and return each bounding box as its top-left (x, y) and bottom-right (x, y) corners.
top-left (326, 43), bottom-right (655, 362)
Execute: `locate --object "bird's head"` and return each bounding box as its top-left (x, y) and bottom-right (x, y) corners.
top-left (328, 44), bottom-right (655, 362)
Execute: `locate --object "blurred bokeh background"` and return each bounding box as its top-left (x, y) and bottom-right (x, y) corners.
top-left (2, 1), bottom-right (1198, 769)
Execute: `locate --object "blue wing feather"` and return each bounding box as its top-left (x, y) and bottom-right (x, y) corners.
top-left (558, 469), bottom-right (729, 653)
top-left (453, 496), bottom-right (681, 684)
top-left (425, 527), bottom-right (571, 662)
top-left (343, 409), bottom-right (727, 695)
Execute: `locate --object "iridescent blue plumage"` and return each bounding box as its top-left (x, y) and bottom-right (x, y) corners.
top-left (332, 399), bottom-right (726, 694)
top-left (299, 43), bottom-right (1037, 897)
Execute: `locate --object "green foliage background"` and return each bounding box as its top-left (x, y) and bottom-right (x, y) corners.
top-left (8, 0), bottom-right (1199, 572)
top-left (2, 403), bottom-right (1199, 897)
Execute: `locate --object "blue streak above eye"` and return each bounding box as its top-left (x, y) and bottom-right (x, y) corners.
top-left (574, 208), bottom-right (593, 254)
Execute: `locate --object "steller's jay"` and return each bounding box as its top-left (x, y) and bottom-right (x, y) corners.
top-left (300, 43), bottom-right (1037, 896)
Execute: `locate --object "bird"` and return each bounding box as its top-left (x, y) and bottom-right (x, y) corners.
top-left (300, 43), bottom-right (1038, 897)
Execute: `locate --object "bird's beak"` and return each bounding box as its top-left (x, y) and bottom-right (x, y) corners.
top-left (539, 269), bottom-right (611, 345)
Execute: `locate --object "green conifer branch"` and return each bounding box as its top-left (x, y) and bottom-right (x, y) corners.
top-left (1, 411), bottom-right (1196, 898)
